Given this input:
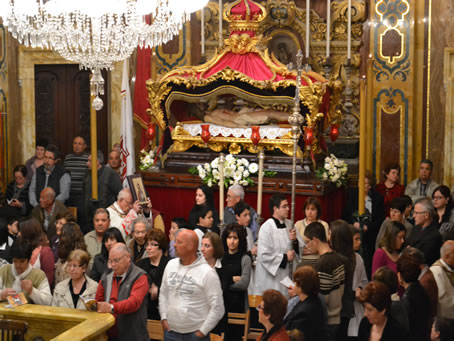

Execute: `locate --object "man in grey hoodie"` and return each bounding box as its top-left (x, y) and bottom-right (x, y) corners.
top-left (159, 229), bottom-right (224, 340)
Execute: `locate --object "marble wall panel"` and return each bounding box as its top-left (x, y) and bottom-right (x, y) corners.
top-left (431, 0), bottom-right (454, 184)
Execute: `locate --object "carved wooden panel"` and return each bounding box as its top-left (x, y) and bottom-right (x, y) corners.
top-left (34, 65), bottom-right (108, 159)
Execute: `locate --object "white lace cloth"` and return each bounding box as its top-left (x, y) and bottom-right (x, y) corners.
top-left (182, 123), bottom-right (291, 139)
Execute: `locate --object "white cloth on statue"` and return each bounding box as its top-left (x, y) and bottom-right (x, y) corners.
top-left (254, 218), bottom-right (296, 297)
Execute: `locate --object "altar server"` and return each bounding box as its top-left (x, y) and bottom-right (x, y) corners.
top-left (255, 193), bottom-right (298, 297)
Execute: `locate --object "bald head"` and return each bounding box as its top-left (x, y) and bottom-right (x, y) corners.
top-left (42, 187), bottom-right (55, 200)
top-left (181, 229), bottom-right (198, 250)
top-left (441, 240), bottom-right (454, 267)
top-left (39, 187), bottom-right (56, 210)
top-left (175, 229), bottom-right (198, 264)
top-left (111, 242), bottom-right (129, 255)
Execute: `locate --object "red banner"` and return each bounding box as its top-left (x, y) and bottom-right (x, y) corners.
top-left (133, 17), bottom-right (153, 149)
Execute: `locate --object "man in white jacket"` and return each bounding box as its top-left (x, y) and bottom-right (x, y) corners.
top-left (431, 240), bottom-right (454, 318)
top-left (159, 229), bottom-right (224, 340)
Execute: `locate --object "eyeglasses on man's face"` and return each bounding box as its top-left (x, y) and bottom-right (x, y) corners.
top-left (108, 254), bottom-right (127, 265)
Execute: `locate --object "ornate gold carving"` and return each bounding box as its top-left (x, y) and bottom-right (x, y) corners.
top-left (229, 143), bottom-right (242, 154)
top-left (225, 33), bottom-right (264, 54)
top-left (146, 81), bottom-right (171, 130)
top-left (224, 0), bottom-right (267, 33)
top-left (265, 0), bottom-right (297, 28)
top-left (171, 123), bottom-right (302, 157)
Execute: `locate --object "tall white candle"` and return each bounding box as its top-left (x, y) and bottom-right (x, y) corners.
top-left (347, 0), bottom-right (351, 60)
top-left (219, 0), bottom-right (223, 47)
top-left (326, 0), bottom-right (330, 58)
top-left (306, 0), bottom-right (310, 59)
top-left (201, 7), bottom-right (205, 56)
top-left (257, 150), bottom-right (264, 216)
top-left (219, 154), bottom-right (225, 222)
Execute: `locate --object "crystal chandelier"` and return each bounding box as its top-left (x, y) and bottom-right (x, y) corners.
top-left (2, 0), bottom-right (208, 70)
top-left (1, 0), bottom-right (208, 107)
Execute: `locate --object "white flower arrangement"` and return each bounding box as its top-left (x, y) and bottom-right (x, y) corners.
top-left (139, 147), bottom-right (157, 171)
top-left (315, 154), bottom-right (348, 187)
top-left (189, 154), bottom-right (276, 187)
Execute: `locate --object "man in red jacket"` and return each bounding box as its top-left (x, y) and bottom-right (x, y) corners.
top-left (96, 243), bottom-right (149, 341)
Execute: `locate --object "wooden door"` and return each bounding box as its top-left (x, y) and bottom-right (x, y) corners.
top-left (34, 64), bottom-right (108, 159)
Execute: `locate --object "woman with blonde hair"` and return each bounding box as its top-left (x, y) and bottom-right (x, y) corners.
top-left (52, 249), bottom-right (97, 310)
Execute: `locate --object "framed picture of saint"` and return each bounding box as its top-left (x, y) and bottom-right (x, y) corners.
top-left (127, 174), bottom-right (148, 206)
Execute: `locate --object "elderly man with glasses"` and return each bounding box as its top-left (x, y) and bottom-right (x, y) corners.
top-left (96, 243), bottom-right (149, 341)
top-left (406, 197), bottom-right (442, 266)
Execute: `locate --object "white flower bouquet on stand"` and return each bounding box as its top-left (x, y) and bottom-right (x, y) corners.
top-left (189, 154), bottom-right (275, 188)
top-left (139, 147), bottom-right (157, 171)
top-left (315, 154), bottom-right (348, 187)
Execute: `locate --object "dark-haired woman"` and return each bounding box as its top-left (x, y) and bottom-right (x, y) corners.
top-left (201, 231), bottom-right (226, 336)
top-left (376, 163), bottom-right (405, 217)
top-left (19, 218), bottom-right (55, 287)
top-left (54, 222), bottom-right (87, 285)
top-left (221, 224), bottom-right (252, 341)
top-left (188, 185), bottom-right (220, 234)
top-left (329, 220), bottom-right (355, 340)
top-left (137, 229), bottom-right (169, 320)
top-left (372, 221), bottom-right (406, 276)
top-left (50, 212), bottom-right (75, 262)
top-left (432, 185), bottom-right (454, 238)
top-left (295, 196), bottom-right (329, 267)
top-left (358, 281), bottom-right (407, 341)
top-left (89, 228), bottom-right (125, 282)
top-left (0, 216), bottom-right (20, 263)
top-left (6, 165), bottom-right (31, 216)
top-left (284, 266), bottom-right (326, 341)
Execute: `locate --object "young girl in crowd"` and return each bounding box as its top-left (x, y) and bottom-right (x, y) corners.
top-left (51, 212), bottom-right (75, 262)
top-left (221, 224), bottom-right (252, 341)
top-left (201, 231), bottom-right (226, 336)
top-left (295, 197), bottom-right (329, 267)
top-left (188, 185), bottom-right (220, 233)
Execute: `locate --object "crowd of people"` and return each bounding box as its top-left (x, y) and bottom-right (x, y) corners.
top-left (0, 138), bottom-right (454, 341)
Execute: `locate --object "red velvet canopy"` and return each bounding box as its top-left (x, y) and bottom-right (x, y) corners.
top-left (147, 0), bottom-right (330, 156)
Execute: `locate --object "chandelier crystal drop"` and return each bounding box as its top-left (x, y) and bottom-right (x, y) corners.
top-left (2, 0), bottom-right (209, 71)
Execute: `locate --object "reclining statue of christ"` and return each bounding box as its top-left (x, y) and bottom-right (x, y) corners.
top-left (203, 107), bottom-right (291, 128)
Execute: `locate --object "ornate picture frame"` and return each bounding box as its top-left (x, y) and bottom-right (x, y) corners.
top-left (127, 174), bottom-right (148, 206)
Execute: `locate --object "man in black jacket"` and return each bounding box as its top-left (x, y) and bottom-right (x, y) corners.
top-left (406, 197), bottom-right (442, 266)
top-left (28, 144), bottom-right (70, 207)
